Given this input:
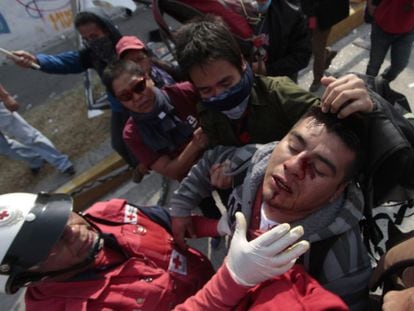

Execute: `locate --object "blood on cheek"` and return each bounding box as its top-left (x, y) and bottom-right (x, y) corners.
top-left (299, 157), bottom-right (316, 180)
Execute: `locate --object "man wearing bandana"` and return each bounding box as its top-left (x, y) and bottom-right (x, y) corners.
top-left (10, 9), bottom-right (142, 178)
top-left (174, 16), bottom-right (375, 150)
top-left (0, 192), bottom-right (318, 310)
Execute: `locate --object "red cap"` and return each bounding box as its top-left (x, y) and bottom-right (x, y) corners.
top-left (116, 36), bottom-right (146, 58)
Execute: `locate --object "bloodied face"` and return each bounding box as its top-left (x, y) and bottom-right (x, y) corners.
top-left (262, 116), bottom-right (355, 223)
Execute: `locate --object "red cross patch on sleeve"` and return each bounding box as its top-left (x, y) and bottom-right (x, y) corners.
top-left (168, 249), bottom-right (187, 276)
top-left (124, 204), bottom-right (138, 224)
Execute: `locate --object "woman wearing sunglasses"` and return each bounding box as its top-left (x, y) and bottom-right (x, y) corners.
top-left (103, 60), bottom-right (208, 181)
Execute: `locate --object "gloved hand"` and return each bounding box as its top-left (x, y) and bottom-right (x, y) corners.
top-left (226, 212), bottom-right (309, 286)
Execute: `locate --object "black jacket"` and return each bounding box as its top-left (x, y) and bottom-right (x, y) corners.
top-left (300, 0), bottom-right (350, 30)
top-left (255, 0), bottom-right (312, 80)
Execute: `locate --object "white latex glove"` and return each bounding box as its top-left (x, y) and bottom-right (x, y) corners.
top-left (226, 212), bottom-right (310, 286)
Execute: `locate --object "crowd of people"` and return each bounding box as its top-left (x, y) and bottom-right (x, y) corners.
top-left (1, 0), bottom-right (414, 310)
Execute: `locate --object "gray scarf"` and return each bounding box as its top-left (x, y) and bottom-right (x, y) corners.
top-left (131, 88), bottom-right (194, 153)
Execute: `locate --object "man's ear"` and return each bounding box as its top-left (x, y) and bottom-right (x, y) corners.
top-left (329, 181), bottom-right (349, 203)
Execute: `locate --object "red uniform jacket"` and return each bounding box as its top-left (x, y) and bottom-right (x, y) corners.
top-left (177, 264), bottom-right (348, 310)
top-left (25, 199), bottom-right (214, 311)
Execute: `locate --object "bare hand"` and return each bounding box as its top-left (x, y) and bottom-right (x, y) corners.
top-left (192, 127), bottom-right (209, 149)
top-left (320, 74), bottom-right (374, 118)
top-left (2, 95), bottom-right (19, 111)
top-left (382, 288), bottom-right (414, 311)
top-left (10, 50), bottom-right (38, 69)
top-left (210, 160), bottom-right (232, 189)
top-left (172, 216), bottom-right (195, 250)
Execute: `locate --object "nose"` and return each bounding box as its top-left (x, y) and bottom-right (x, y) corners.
top-left (212, 86), bottom-right (227, 98)
top-left (132, 90), bottom-right (144, 102)
top-left (283, 152), bottom-right (309, 180)
top-left (60, 224), bottom-right (77, 244)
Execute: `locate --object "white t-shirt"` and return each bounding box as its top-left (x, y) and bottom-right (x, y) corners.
top-left (260, 202), bottom-right (279, 231)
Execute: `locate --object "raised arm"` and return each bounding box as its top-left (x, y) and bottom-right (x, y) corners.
top-left (151, 127), bottom-right (208, 180)
top-left (11, 50), bottom-right (85, 74)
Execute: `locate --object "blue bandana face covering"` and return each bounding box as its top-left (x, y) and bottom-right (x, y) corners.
top-left (201, 64), bottom-right (254, 112)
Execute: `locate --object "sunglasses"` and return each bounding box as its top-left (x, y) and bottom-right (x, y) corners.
top-left (116, 78), bottom-right (147, 102)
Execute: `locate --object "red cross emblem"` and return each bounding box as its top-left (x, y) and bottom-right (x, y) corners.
top-left (0, 210), bottom-right (9, 220)
top-left (124, 205), bottom-right (138, 224)
top-left (168, 250), bottom-right (187, 275)
top-left (172, 254), bottom-right (182, 269)
top-left (0, 208), bottom-right (20, 227)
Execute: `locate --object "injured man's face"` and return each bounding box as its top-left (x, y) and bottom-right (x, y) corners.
top-left (262, 116), bottom-right (355, 223)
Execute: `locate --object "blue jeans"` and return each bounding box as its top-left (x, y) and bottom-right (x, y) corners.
top-left (0, 132), bottom-right (44, 169)
top-left (0, 103), bottom-right (73, 171)
top-left (366, 23), bottom-right (414, 81)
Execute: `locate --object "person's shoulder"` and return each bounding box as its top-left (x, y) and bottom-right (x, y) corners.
top-left (255, 74), bottom-right (295, 84)
top-left (271, 0), bottom-right (302, 12)
top-left (254, 75), bottom-right (299, 92)
top-left (163, 81), bottom-right (195, 95)
top-left (84, 199), bottom-right (129, 219)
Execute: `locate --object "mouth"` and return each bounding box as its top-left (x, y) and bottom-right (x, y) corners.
top-left (274, 176), bottom-right (293, 194)
top-left (140, 99), bottom-right (153, 111)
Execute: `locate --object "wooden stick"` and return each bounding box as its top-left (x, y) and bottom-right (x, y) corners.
top-left (0, 47), bottom-right (40, 70)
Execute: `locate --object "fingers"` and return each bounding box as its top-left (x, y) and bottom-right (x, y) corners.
top-left (172, 217), bottom-right (193, 250)
top-left (192, 127), bottom-right (209, 148)
top-left (320, 76), bottom-right (336, 89)
top-left (321, 74), bottom-right (374, 117)
top-left (210, 161), bottom-right (233, 189)
top-left (10, 50), bottom-right (38, 68)
top-left (251, 223), bottom-right (291, 248)
top-left (254, 225), bottom-right (305, 256)
top-left (268, 240), bottom-right (310, 266)
top-left (321, 75), bottom-right (358, 111)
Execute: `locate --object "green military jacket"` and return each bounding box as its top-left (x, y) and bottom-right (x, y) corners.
top-left (197, 75), bottom-right (320, 147)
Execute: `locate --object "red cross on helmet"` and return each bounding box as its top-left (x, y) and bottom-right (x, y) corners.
top-left (0, 192), bottom-right (72, 294)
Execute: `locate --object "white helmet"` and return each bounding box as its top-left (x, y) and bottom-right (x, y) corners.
top-left (0, 192), bottom-right (72, 294)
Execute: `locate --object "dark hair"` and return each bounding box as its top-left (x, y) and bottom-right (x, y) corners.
top-left (74, 10), bottom-right (122, 45)
top-left (302, 106), bottom-right (367, 182)
top-left (102, 60), bottom-right (145, 95)
top-left (74, 11), bottom-right (107, 32)
top-left (174, 15), bottom-right (243, 79)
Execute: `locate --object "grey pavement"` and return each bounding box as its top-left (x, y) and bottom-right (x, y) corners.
top-left (1, 16), bottom-right (414, 311)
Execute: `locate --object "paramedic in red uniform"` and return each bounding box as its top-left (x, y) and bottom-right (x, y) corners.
top-left (0, 192), bottom-right (348, 310)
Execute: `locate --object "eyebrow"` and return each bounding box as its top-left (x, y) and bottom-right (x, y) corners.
top-left (290, 131), bottom-right (337, 176)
